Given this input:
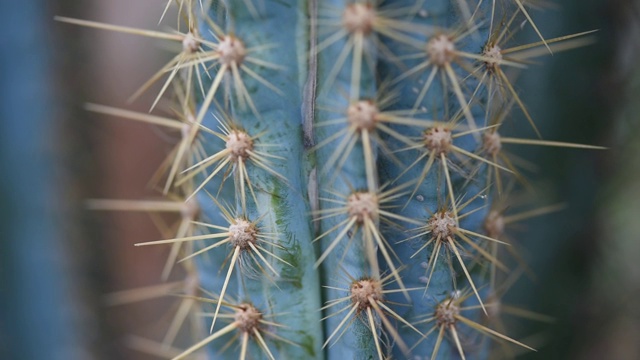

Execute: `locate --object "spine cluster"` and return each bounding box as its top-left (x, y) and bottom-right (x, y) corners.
top-left (60, 0), bottom-right (603, 359)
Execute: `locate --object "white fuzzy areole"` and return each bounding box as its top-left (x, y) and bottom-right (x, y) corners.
top-left (226, 131), bottom-right (253, 162)
top-left (229, 218), bottom-right (257, 249)
top-left (483, 44), bottom-right (503, 71)
top-left (483, 131), bottom-right (502, 156)
top-left (350, 278), bottom-right (383, 311)
top-left (435, 300), bottom-right (460, 326)
top-left (484, 210), bottom-right (505, 239)
top-left (428, 211), bottom-right (456, 239)
top-left (218, 35), bottom-right (247, 66)
top-left (234, 303), bottom-right (262, 333)
top-left (427, 34), bottom-right (456, 67)
top-left (424, 126), bottom-right (452, 156)
top-left (182, 31), bottom-right (200, 54)
top-left (348, 100), bottom-right (379, 131)
top-left (342, 3), bottom-right (376, 35)
top-left (347, 191), bottom-right (379, 223)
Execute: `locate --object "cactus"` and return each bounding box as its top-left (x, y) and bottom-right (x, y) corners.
top-left (56, 0), bottom-right (605, 359)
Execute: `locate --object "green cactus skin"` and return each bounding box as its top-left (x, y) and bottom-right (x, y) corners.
top-left (314, 0), bottom-right (379, 357)
top-left (194, 0), bottom-right (497, 358)
top-left (56, 0), bottom-right (604, 359)
top-left (375, 1), bottom-right (493, 358)
top-left (220, 1), bottom-right (325, 358)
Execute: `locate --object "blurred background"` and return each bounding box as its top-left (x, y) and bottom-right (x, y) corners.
top-left (0, 0), bottom-right (638, 359)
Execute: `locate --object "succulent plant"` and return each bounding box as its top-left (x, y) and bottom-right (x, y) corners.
top-left (56, 0), bottom-right (605, 359)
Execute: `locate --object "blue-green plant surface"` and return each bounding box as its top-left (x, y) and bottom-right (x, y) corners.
top-left (55, 0), bottom-right (606, 359)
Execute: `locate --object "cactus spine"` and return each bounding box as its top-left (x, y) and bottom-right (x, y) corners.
top-left (58, 0), bottom-right (604, 358)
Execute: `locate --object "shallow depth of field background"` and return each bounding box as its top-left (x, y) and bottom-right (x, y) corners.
top-left (0, 0), bottom-right (638, 359)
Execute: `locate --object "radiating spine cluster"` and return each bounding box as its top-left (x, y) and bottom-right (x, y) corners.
top-left (58, 0), bottom-right (605, 359)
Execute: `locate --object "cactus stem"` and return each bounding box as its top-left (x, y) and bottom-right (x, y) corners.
top-left (133, 205), bottom-right (288, 282)
top-left (481, 23), bottom-right (598, 138)
top-left (59, 0), bottom-right (607, 357)
top-left (314, 182), bottom-right (422, 298)
top-left (409, 193), bottom-right (511, 315)
top-left (316, 0), bottom-right (428, 98)
top-left (135, 202), bottom-right (289, 335)
top-left (176, 295), bottom-right (294, 360)
top-left (398, 122), bottom-right (510, 213)
top-left (414, 288), bottom-right (535, 359)
top-left (323, 273), bottom-right (423, 358)
top-left (395, 28), bottom-right (483, 131)
top-left (178, 119), bottom-right (285, 212)
top-left (314, 95), bottom-right (439, 191)
top-left (188, 29), bottom-right (282, 128)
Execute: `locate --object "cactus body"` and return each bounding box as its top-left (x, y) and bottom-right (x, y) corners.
top-left (58, 0), bottom-right (604, 359)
